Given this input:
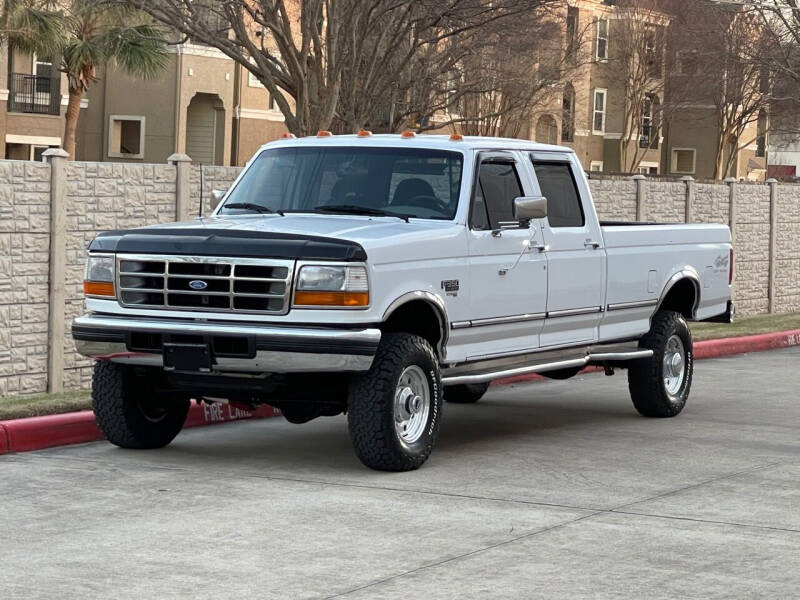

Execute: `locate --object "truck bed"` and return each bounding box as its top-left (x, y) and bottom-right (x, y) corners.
top-left (601, 223), bottom-right (731, 249)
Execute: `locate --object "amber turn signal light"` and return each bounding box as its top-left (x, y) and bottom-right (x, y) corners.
top-left (294, 291), bottom-right (369, 307)
top-left (83, 281), bottom-right (115, 297)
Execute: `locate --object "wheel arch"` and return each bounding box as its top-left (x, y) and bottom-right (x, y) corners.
top-left (381, 292), bottom-right (449, 361)
top-left (657, 269), bottom-right (701, 320)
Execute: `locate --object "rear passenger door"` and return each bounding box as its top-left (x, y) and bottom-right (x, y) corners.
top-left (530, 154), bottom-right (605, 347)
top-left (462, 152), bottom-right (548, 358)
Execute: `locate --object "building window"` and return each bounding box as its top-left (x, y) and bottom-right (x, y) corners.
top-left (640, 94), bottom-right (660, 149)
top-left (671, 148), bottom-right (696, 174)
top-left (593, 89), bottom-right (607, 134)
top-left (596, 19), bottom-right (609, 61)
top-left (756, 109), bottom-right (767, 158)
top-left (108, 115), bottom-right (145, 159)
top-left (566, 7), bottom-right (579, 59)
top-left (677, 50), bottom-right (698, 76)
top-left (638, 163), bottom-right (659, 175)
top-left (191, 2), bottom-right (228, 45)
top-left (590, 161), bottom-right (604, 172)
top-left (644, 26), bottom-right (663, 78)
top-left (562, 84), bottom-right (575, 142)
top-left (268, 92), bottom-right (280, 112)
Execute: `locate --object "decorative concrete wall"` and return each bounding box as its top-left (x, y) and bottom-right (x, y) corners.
top-left (0, 161), bottom-right (51, 397)
top-left (189, 164), bottom-right (242, 217)
top-left (0, 159), bottom-right (799, 399)
top-left (63, 162), bottom-right (179, 390)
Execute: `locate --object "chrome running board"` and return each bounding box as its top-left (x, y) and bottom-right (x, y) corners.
top-left (441, 348), bottom-right (653, 386)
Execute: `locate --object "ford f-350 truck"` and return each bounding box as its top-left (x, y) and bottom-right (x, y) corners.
top-left (73, 134), bottom-right (733, 471)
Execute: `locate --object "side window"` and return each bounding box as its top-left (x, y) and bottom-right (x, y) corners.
top-left (531, 161), bottom-right (585, 228)
top-left (470, 161), bottom-right (523, 230)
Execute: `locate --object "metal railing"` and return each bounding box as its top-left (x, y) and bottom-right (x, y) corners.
top-left (8, 73), bottom-right (61, 115)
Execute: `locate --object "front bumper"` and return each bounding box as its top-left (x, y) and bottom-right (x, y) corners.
top-left (72, 314), bottom-right (380, 373)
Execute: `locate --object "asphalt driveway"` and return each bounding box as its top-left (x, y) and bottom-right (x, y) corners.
top-left (2, 347), bottom-right (798, 599)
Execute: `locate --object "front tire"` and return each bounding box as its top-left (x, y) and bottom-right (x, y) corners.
top-left (347, 333), bottom-right (443, 471)
top-left (445, 383), bottom-right (489, 404)
top-left (628, 310), bottom-right (693, 418)
top-left (92, 362), bottom-right (190, 449)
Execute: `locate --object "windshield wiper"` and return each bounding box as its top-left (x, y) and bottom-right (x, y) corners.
top-left (314, 204), bottom-right (410, 222)
top-left (223, 203), bottom-right (279, 215)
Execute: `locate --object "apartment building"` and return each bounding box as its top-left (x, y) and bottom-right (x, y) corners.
top-left (76, 41), bottom-right (289, 166)
top-left (0, 45), bottom-right (86, 160)
top-left (528, 0), bottom-right (767, 180)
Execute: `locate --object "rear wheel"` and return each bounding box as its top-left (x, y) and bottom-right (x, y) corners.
top-left (347, 333), bottom-right (443, 471)
top-left (92, 362), bottom-right (190, 449)
top-left (628, 310), bottom-right (693, 418)
top-left (445, 383), bottom-right (489, 404)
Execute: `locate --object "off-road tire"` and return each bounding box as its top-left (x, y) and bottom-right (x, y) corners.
top-left (445, 383), bottom-right (489, 404)
top-left (347, 333), bottom-right (443, 471)
top-left (628, 310), bottom-right (693, 418)
top-left (92, 362), bottom-right (190, 449)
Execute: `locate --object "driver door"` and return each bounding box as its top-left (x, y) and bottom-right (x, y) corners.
top-left (462, 152), bottom-right (548, 359)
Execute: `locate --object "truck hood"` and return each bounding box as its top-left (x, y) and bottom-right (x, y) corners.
top-left (89, 214), bottom-right (465, 263)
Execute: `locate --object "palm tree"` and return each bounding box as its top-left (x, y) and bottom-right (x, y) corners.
top-left (2, 0), bottom-right (168, 159)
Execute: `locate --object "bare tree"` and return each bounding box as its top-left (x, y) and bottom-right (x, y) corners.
top-left (119, 0), bottom-right (554, 136)
top-left (433, 4), bottom-right (586, 138)
top-left (709, 8), bottom-right (773, 178)
top-left (605, 0), bottom-right (673, 172)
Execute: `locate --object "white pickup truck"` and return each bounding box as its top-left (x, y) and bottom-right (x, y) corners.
top-left (73, 134), bottom-right (733, 471)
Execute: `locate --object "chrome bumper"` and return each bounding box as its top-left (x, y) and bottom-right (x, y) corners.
top-left (72, 314), bottom-right (380, 373)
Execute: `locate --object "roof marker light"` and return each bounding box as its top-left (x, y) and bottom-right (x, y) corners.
top-left (357, 130), bottom-right (373, 137)
top-left (450, 133), bottom-right (464, 141)
top-left (317, 131), bottom-right (333, 137)
top-left (401, 130), bottom-right (417, 138)
top-left (281, 132), bottom-right (296, 139)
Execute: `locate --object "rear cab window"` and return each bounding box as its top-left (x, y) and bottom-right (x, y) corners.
top-left (529, 159), bottom-right (585, 228)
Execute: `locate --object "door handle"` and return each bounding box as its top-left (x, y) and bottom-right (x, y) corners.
top-left (584, 241), bottom-right (601, 249)
top-left (533, 243), bottom-right (549, 252)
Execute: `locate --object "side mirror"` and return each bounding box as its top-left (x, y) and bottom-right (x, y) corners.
top-left (210, 189), bottom-right (227, 210)
top-left (514, 196), bottom-right (548, 221)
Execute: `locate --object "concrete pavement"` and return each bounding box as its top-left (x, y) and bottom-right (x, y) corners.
top-left (1, 347), bottom-right (798, 599)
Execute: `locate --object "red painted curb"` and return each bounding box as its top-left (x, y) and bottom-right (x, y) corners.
top-left (0, 401), bottom-right (280, 456)
top-left (491, 328), bottom-right (800, 388)
top-left (694, 329), bottom-right (800, 360)
top-left (1, 329), bottom-right (797, 456)
top-left (0, 423), bottom-right (9, 454)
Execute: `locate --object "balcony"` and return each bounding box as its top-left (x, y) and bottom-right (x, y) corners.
top-left (8, 73), bottom-right (61, 116)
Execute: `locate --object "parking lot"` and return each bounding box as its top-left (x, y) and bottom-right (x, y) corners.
top-left (2, 347), bottom-right (798, 599)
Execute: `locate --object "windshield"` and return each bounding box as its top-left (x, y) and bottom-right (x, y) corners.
top-left (218, 146), bottom-right (464, 220)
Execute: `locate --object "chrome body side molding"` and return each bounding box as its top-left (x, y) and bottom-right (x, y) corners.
top-left (607, 299), bottom-right (658, 311)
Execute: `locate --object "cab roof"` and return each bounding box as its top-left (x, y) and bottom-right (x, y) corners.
top-left (258, 133), bottom-right (573, 155)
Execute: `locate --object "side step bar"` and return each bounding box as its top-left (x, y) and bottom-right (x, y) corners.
top-left (441, 350), bottom-right (653, 386)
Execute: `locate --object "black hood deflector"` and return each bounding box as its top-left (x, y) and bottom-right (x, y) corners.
top-left (89, 227), bottom-right (368, 261)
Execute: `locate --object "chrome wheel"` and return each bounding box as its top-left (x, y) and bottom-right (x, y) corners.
top-left (394, 365), bottom-right (431, 444)
top-left (663, 335), bottom-right (686, 396)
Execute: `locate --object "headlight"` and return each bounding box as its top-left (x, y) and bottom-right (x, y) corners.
top-left (294, 265), bottom-right (369, 307)
top-left (83, 254), bottom-right (116, 297)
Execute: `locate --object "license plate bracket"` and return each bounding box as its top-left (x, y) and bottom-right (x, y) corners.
top-left (163, 343), bottom-right (213, 373)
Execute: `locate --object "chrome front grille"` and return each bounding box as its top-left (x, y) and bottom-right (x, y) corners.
top-left (116, 255), bottom-right (294, 315)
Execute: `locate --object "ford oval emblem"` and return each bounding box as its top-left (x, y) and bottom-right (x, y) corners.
top-left (189, 280), bottom-right (208, 290)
